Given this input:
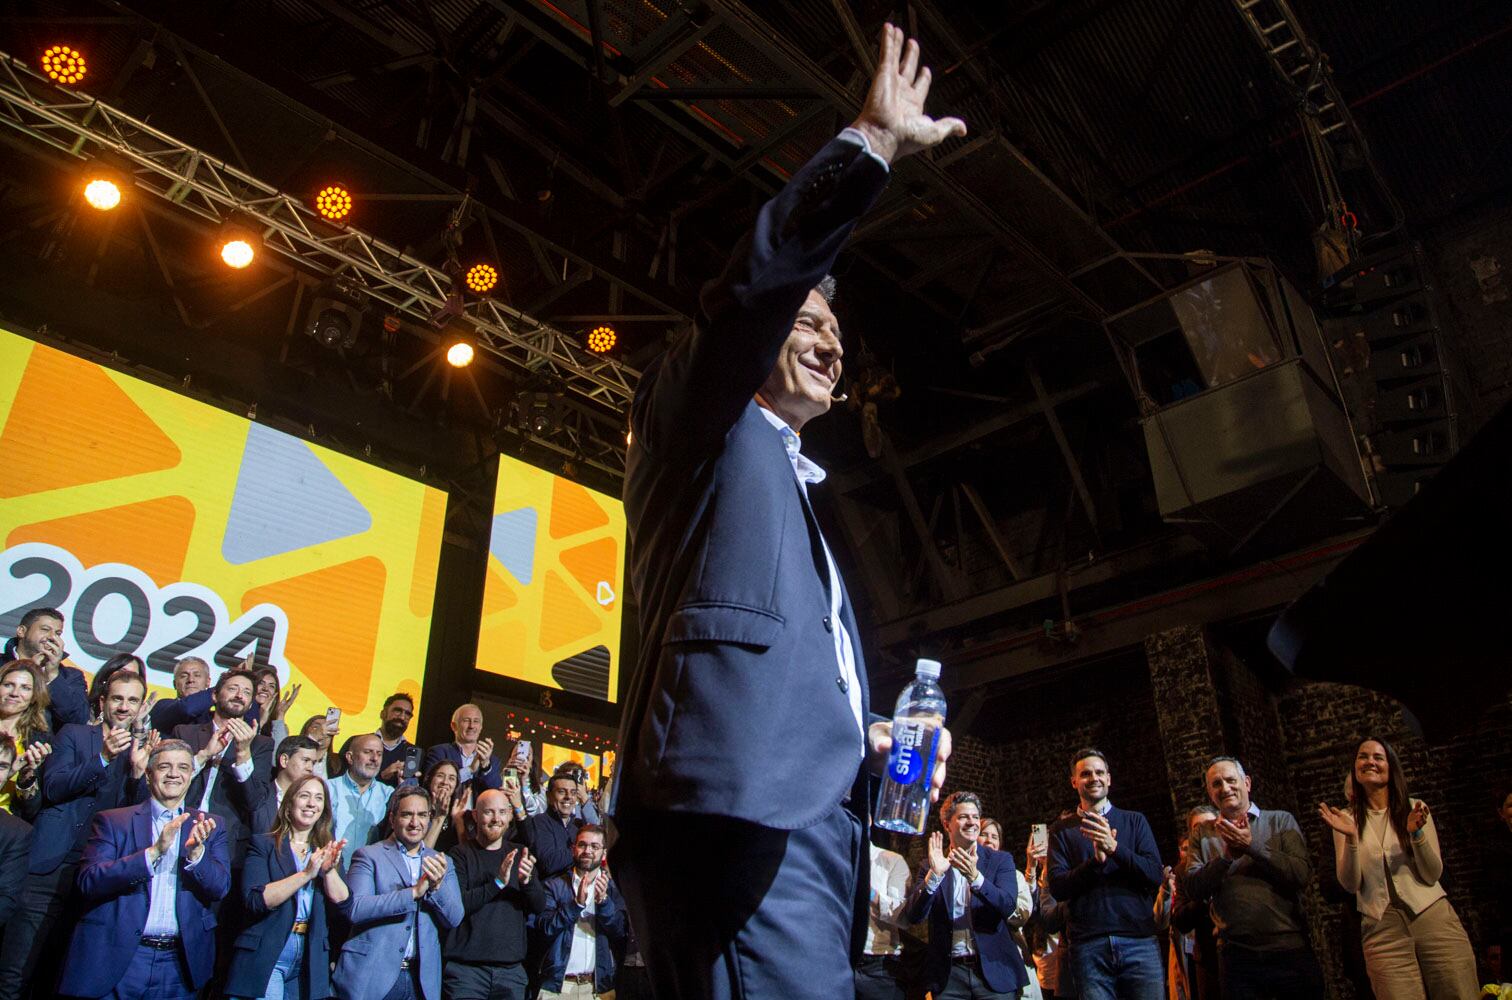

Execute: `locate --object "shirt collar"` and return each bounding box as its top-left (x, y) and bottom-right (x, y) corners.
top-left (1247, 802), bottom-right (1261, 819)
top-left (757, 406), bottom-right (827, 485)
top-left (1087, 799), bottom-right (1112, 816)
top-left (151, 799), bottom-right (184, 824)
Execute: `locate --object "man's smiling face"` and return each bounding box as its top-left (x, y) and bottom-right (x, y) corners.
top-left (758, 289), bottom-right (843, 432)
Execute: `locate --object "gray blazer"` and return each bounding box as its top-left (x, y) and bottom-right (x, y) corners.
top-left (333, 838), bottom-right (463, 1000)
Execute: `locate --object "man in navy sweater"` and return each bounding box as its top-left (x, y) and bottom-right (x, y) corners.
top-left (1048, 748), bottom-right (1165, 1000)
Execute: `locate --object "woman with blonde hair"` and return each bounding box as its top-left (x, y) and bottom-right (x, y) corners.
top-left (1320, 737), bottom-right (1478, 999)
top-left (226, 774), bottom-right (350, 999)
top-left (0, 659), bottom-right (53, 818)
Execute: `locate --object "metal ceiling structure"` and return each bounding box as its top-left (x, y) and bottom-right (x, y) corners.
top-left (0, 0), bottom-right (1506, 692)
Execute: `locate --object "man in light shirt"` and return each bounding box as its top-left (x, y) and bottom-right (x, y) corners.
top-left (538, 825), bottom-right (628, 999)
top-left (330, 733), bottom-right (395, 867)
top-left (856, 839), bottom-right (911, 1000)
top-left (58, 739), bottom-right (229, 1000)
top-left (906, 791), bottom-right (1030, 999)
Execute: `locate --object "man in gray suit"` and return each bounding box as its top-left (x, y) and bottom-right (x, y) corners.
top-left (334, 785), bottom-right (464, 1000)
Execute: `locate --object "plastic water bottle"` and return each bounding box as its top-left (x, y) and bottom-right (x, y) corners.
top-left (874, 658), bottom-right (946, 835)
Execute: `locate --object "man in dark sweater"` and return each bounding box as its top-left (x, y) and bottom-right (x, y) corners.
top-left (1184, 756), bottom-right (1323, 999)
top-left (1048, 748), bottom-right (1165, 1000)
top-left (518, 772), bottom-right (584, 879)
top-left (446, 788), bottom-right (546, 999)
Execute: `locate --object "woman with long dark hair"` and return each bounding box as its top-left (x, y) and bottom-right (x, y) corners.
top-left (226, 774), bottom-right (350, 1000)
top-left (1319, 737), bottom-right (1477, 998)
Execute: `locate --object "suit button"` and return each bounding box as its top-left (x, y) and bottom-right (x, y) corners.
top-left (837, 676), bottom-right (848, 694)
top-left (822, 615), bottom-right (833, 632)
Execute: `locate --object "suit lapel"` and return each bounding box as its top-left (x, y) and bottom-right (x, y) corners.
top-left (385, 840), bottom-right (416, 887)
top-left (131, 800), bottom-right (154, 856)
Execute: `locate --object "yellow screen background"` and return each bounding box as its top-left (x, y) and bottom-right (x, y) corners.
top-left (476, 453), bottom-right (625, 702)
top-left (0, 325), bottom-right (445, 737)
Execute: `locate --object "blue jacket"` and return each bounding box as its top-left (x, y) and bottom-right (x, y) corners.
top-left (333, 838), bottom-right (464, 1000)
top-left (226, 833), bottom-right (348, 1000)
top-left (905, 845), bottom-right (1030, 996)
top-left (517, 811), bottom-right (584, 880)
top-left (1048, 804), bottom-right (1165, 942)
top-left (32, 722), bottom-right (144, 874)
top-left (0, 641), bottom-right (87, 730)
top-left (423, 741), bottom-right (502, 795)
top-left (615, 133), bottom-right (888, 829)
top-left (59, 798), bottom-right (231, 996)
top-left (536, 869), bottom-right (628, 994)
top-left (150, 688), bottom-right (214, 734)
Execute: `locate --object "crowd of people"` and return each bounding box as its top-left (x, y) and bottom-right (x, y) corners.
top-left (0, 606), bottom-right (630, 1000)
top-left (0, 605), bottom-right (1504, 999)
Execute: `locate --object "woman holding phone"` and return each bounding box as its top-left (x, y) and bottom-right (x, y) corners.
top-left (1319, 737), bottom-right (1477, 998)
top-left (226, 774), bottom-right (350, 1000)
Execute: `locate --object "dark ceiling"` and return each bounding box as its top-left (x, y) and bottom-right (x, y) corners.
top-left (1, 0), bottom-right (1507, 688)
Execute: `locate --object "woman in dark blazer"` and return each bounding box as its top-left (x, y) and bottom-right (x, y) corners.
top-left (226, 774), bottom-right (351, 1000)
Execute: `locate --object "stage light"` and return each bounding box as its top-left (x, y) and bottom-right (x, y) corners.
top-left (445, 330), bottom-right (476, 368)
top-left (315, 185), bottom-right (352, 222)
top-left (587, 325), bottom-right (616, 353)
top-left (83, 177), bottom-right (121, 211)
top-left (215, 216), bottom-right (261, 270)
top-left (42, 45), bottom-right (87, 85)
top-left (465, 263), bottom-right (498, 294)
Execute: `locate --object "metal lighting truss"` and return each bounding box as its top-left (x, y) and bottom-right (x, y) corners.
top-left (0, 50), bottom-right (639, 428)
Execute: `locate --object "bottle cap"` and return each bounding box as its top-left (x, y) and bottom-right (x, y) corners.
top-left (914, 658), bottom-right (941, 680)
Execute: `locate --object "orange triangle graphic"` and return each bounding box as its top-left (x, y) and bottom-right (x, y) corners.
top-left (242, 557), bottom-right (386, 715)
top-left (558, 537), bottom-right (617, 605)
top-left (548, 477), bottom-right (610, 540)
top-left (0, 344), bottom-right (182, 499)
top-left (7, 496), bottom-right (197, 587)
top-left (538, 569), bottom-right (601, 652)
top-left (482, 561), bottom-right (519, 615)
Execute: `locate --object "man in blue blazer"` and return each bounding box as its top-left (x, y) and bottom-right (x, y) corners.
top-left (0, 669), bottom-right (149, 997)
top-left (535, 824), bottom-right (628, 998)
top-left (58, 738), bottom-right (230, 1000)
top-left (906, 792), bottom-right (1030, 998)
top-left (609, 24), bottom-right (962, 1000)
top-left (334, 785), bottom-right (463, 1000)
top-left (423, 703), bottom-right (502, 796)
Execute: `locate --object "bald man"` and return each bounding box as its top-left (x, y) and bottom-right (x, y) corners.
top-left (446, 787), bottom-right (544, 999)
top-left (425, 703), bottom-right (502, 796)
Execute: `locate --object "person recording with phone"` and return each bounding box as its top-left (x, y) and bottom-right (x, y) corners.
top-left (375, 694), bottom-right (417, 786)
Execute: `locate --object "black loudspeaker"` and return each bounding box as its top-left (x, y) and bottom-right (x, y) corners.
top-left (1268, 397), bottom-right (1512, 742)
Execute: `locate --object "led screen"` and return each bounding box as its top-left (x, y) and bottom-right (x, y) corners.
top-left (476, 453), bottom-right (624, 701)
top-left (0, 325), bottom-right (446, 736)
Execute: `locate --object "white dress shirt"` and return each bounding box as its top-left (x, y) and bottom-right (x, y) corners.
top-left (195, 725), bottom-right (255, 813)
top-left (865, 844), bottom-right (910, 956)
top-left (565, 869), bottom-right (599, 976)
top-left (757, 406), bottom-right (864, 735)
top-left (143, 799), bottom-right (201, 937)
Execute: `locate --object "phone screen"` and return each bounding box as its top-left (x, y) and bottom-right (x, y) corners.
top-left (403, 747), bottom-right (421, 781)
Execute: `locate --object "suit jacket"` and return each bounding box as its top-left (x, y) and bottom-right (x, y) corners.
top-left (32, 722), bottom-right (144, 874)
top-left (422, 741), bottom-right (502, 795)
top-left (616, 133), bottom-right (889, 830)
top-left (225, 833), bottom-right (347, 1000)
top-left (517, 811), bottom-right (584, 880)
top-left (149, 688), bottom-right (214, 734)
top-left (537, 869), bottom-right (629, 994)
top-left (0, 809), bottom-right (32, 926)
top-left (60, 798), bottom-right (231, 995)
top-left (173, 719), bottom-right (274, 860)
top-left (333, 838), bottom-right (463, 1000)
top-left (905, 845), bottom-right (1031, 996)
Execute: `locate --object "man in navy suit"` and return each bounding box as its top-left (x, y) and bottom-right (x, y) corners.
top-left (609, 23), bottom-right (963, 1000)
top-left (906, 792), bottom-right (1030, 999)
top-left (58, 738), bottom-right (230, 1000)
top-left (423, 703), bottom-right (502, 796)
top-left (0, 669), bottom-right (150, 998)
top-left (172, 667), bottom-right (274, 864)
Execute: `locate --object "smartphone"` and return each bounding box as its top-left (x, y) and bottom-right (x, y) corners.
top-left (503, 767), bottom-right (520, 783)
top-left (325, 706), bottom-right (342, 730)
top-left (403, 746), bottom-right (422, 783)
top-left (1032, 823), bottom-right (1048, 853)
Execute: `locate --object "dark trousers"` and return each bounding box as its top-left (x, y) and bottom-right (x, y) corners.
top-left (616, 966), bottom-right (655, 1000)
top-left (1219, 943), bottom-right (1325, 1000)
top-left (0, 861), bottom-right (76, 1000)
top-left (443, 960), bottom-right (529, 1000)
top-left (382, 967), bottom-right (422, 1000)
top-left (99, 942), bottom-right (195, 1000)
top-left (937, 960), bottom-right (1017, 1000)
top-left (854, 954), bottom-right (906, 1000)
top-left (614, 801), bottom-right (863, 1000)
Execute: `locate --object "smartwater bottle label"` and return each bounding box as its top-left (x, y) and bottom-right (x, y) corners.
top-left (886, 720), bottom-right (936, 786)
